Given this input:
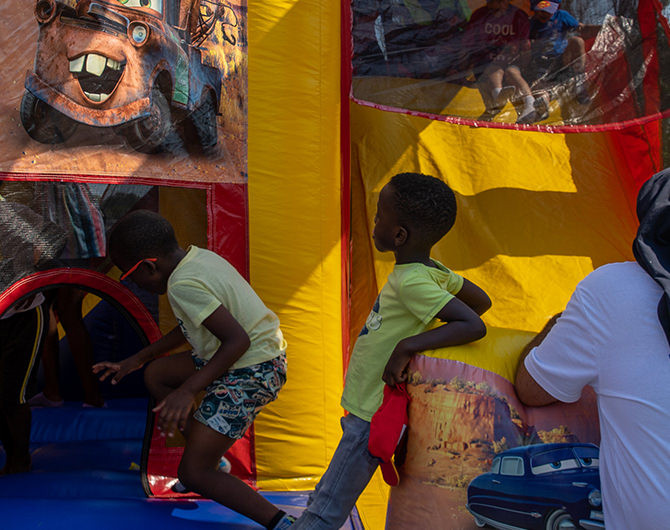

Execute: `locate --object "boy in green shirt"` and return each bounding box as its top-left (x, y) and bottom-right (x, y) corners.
top-left (293, 172), bottom-right (491, 529)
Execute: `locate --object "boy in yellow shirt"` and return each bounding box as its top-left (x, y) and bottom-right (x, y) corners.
top-left (94, 210), bottom-right (294, 530)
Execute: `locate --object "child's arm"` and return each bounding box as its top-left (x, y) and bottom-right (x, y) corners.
top-left (152, 304), bottom-right (250, 436)
top-left (92, 325), bottom-right (188, 384)
top-left (382, 297), bottom-right (486, 386)
top-left (455, 277), bottom-right (491, 315)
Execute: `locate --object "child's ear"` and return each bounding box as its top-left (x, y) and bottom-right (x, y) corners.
top-left (394, 226), bottom-right (408, 246)
top-left (145, 259), bottom-right (159, 275)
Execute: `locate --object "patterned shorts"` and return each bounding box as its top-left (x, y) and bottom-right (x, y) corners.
top-left (192, 353), bottom-right (287, 439)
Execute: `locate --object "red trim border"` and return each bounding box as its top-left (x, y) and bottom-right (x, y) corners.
top-left (351, 97), bottom-right (670, 134)
top-left (0, 268), bottom-right (161, 345)
top-left (341, 0), bottom-right (353, 371)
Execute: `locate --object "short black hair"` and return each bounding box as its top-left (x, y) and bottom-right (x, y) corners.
top-left (108, 210), bottom-right (179, 265)
top-left (389, 172), bottom-right (457, 246)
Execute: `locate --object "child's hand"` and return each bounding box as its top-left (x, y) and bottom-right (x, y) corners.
top-left (93, 354), bottom-right (144, 385)
top-left (383, 345), bottom-right (413, 387)
top-left (152, 388), bottom-right (197, 437)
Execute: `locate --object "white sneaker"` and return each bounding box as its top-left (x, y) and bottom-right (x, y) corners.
top-left (516, 108), bottom-right (537, 125)
top-left (171, 480), bottom-right (189, 493)
top-left (218, 456), bottom-right (231, 473)
top-left (28, 392), bottom-right (64, 408)
top-left (171, 456), bottom-right (231, 493)
top-left (493, 85), bottom-right (515, 108)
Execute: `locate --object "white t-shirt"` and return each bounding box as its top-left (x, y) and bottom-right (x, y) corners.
top-left (525, 262), bottom-right (670, 530)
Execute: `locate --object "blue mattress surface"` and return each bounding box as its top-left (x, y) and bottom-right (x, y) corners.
top-left (0, 399), bottom-right (362, 529)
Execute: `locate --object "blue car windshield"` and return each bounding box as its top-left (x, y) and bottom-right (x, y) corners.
top-left (115, 0), bottom-right (163, 14)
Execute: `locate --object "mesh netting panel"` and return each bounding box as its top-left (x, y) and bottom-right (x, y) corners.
top-left (351, 0), bottom-right (670, 128)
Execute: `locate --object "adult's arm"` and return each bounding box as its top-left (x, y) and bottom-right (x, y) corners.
top-left (514, 313), bottom-right (561, 406)
top-left (514, 279), bottom-right (600, 407)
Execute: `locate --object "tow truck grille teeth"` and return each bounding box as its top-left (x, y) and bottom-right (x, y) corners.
top-left (69, 53), bottom-right (124, 103)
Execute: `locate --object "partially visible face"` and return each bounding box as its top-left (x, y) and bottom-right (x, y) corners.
top-left (372, 184), bottom-right (402, 253)
top-left (486, 0), bottom-right (510, 13)
top-left (114, 253), bottom-right (167, 294)
top-left (534, 10), bottom-right (553, 23)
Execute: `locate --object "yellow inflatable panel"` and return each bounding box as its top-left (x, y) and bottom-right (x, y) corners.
top-left (350, 101), bottom-right (643, 527)
top-left (352, 104), bottom-right (638, 334)
top-left (248, 0), bottom-right (345, 490)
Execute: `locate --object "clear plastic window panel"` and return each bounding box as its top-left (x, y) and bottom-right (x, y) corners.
top-left (0, 182), bottom-right (206, 293)
top-left (351, 0), bottom-right (670, 127)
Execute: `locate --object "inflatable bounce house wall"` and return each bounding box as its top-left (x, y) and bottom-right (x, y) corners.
top-left (0, 0), bottom-right (345, 527)
top-left (347, 1), bottom-right (669, 528)
top-left (0, 0), bottom-right (668, 528)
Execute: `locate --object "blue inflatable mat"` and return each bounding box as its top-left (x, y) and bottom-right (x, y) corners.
top-left (0, 399), bottom-right (363, 529)
top-left (0, 399), bottom-right (148, 499)
top-left (0, 493), bottom-right (362, 529)
top-left (30, 398), bottom-right (148, 444)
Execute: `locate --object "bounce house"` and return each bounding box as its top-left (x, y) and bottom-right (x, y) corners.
top-left (0, 0), bottom-right (667, 528)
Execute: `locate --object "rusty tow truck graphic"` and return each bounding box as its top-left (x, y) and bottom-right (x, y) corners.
top-left (21, 0), bottom-right (235, 153)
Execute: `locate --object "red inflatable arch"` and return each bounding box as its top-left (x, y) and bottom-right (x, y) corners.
top-left (0, 268), bottom-right (162, 345)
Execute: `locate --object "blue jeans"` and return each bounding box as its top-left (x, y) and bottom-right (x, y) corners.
top-left (292, 414), bottom-right (380, 529)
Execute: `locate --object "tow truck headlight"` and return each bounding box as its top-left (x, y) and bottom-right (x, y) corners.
top-left (128, 22), bottom-right (150, 47)
top-left (35, 0), bottom-right (57, 24)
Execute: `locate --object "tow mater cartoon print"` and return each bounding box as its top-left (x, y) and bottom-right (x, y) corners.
top-left (21, 0), bottom-right (235, 153)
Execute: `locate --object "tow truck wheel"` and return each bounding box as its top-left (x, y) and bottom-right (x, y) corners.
top-left (120, 87), bottom-right (173, 153)
top-left (191, 95), bottom-right (218, 154)
top-left (20, 90), bottom-right (77, 144)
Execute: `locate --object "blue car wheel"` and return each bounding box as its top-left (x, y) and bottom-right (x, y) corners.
top-left (545, 508), bottom-right (576, 530)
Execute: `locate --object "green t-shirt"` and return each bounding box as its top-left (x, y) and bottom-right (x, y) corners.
top-left (167, 246), bottom-right (286, 370)
top-left (341, 259), bottom-right (463, 421)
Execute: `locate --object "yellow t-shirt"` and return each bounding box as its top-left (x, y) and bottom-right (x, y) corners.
top-left (167, 246), bottom-right (286, 370)
top-left (341, 259), bottom-right (463, 421)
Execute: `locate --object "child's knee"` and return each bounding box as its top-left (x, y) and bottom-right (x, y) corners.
top-left (504, 66), bottom-right (521, 79)
top-left (177, 459), bottom-right (196, 490)
top-left (143, 359), bottom-right (161, 389)
top-left (177, 457), bottom-right (205, 492)
top-left (567, 35), bottom-right (585, 51)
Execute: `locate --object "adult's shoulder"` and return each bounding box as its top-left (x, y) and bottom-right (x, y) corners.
top-left (467, 6), bottom-right (487, 23)
top-left (587, 261), bottom-right (647, 280)
top-left (511, 4), bottom-right (528, 15)
top-left (511, 6), bottom-right (530, 28)
top-left (579, 261), bottom-right (660, 295)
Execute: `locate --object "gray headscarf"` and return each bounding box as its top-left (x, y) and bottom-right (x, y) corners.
top-left (632, 168), bottom-right (670, 348)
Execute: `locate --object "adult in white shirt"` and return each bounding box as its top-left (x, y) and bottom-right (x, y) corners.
top-left (515, 168), bottom-right (670, 530)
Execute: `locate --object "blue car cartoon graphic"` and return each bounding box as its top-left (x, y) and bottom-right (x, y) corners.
top-left (467, 443), bottom-right (604, 530)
